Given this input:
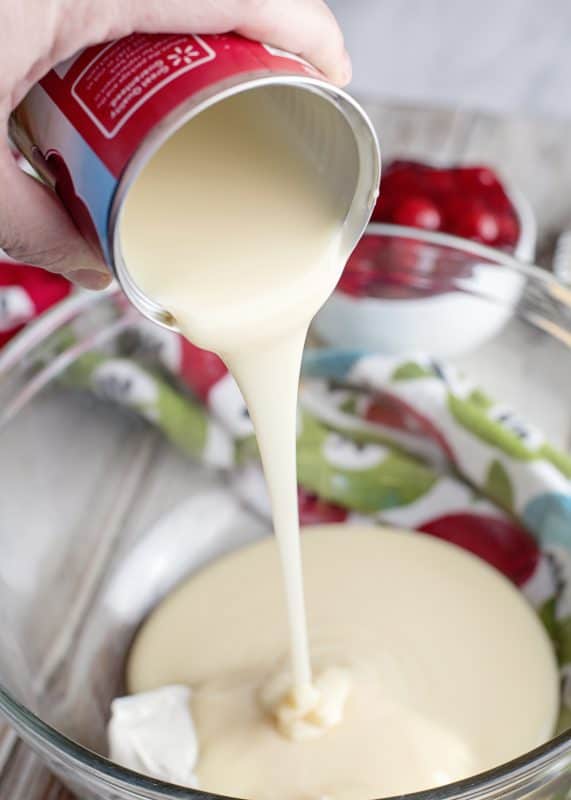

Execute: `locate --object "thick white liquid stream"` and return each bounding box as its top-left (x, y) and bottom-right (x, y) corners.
top-left (231, 334), bottom-right (312, 696)
top-left (121, 88), bottom-right (346, 706)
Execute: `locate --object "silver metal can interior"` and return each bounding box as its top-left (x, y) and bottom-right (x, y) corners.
top-left (109, 75), bottom-right (381, 331)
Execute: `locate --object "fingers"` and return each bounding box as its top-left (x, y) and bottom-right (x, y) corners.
top-left (236, 0), bottom-right (352, 86)
top-left (108, 0), bottom-right (351, 86)
top-left (0, 142), bottom-right (111, 289)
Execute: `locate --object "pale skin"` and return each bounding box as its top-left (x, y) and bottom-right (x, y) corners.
top-left (0, 0), bottom-right (350, 289)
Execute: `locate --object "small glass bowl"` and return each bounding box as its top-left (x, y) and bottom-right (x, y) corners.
top-left (315, 222), bottom-right (539, 356)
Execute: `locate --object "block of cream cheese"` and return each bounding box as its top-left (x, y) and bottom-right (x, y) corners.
top-left (107, 685), bottom-right (198, 787)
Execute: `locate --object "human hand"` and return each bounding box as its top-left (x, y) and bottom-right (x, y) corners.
top-left (0, 0), bottom-right (350, 289)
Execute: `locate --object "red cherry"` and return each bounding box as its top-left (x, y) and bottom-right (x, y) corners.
top-left (298, 487), bottom-right (348, 525)
top-left (340, 235), bottom-right (465, 300)
top-left (377, 174), bottom-right (416, 203)
top-left (375, 161), bottom-right (454, 222)
top-left (179, 341), bottom-right (227, 401)
top-left (341, 236), bottom-right (428, 298)
top-left (386, 237), bottom-right (467, 296)
top-left (371, 159), bottom-right (520, 252)
top-left (338, 235), bottom-right (383, 296)
top-left (350, 235), bottom-right (385, 265)
top-left (486, 188), bottom-right (513, 214)
top-left (464, 209), bottom-right (500, 243)
top-left (495, 212), bottom-right (520, 248)
top-left (368, 284), bottom-right (427, 300)
top-left (446, 199), bottom-right (500, 243)
top-left (456, 166), bottom-right (501, 191)
top-left (391, 196), bottom-right (442, 231)
top-left (383, 160), bottom-right (431, 184)
top-left (384, 162), bottom-right (457, 198)
top-left (378, 161), bottom-right (428, 201)
top-left (371, 192), bottom-right (394, 222)
top-left (337, 276), bottom-right (370, 297)
top-left (419, 513), bottom-right (540, 585)
top-left (423, 168), bottom-right (456, 195)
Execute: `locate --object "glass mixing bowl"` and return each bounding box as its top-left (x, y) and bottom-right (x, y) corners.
top-left (1, 227), bottom-right (571, 800)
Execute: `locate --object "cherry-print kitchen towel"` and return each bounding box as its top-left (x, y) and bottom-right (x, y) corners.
top-left (27, 315), bottom-right (571, 730)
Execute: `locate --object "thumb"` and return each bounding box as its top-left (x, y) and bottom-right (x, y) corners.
top-left (108, 0), bottom-right (350, 86)
top-left (0, 139), bottom-right (111, 290)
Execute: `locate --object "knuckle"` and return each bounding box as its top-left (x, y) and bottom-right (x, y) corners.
top-left (319, 5), bottom-right (345, 48)
top-left (239, 0), bottom-right (272, 22)
top-left (1, 235), bottom-right (69, 273)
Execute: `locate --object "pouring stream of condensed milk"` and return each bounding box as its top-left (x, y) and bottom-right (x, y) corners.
top-left (119, 86), bottom-right (559, 795)
top-left (121, 87), bottom-right (348, 718)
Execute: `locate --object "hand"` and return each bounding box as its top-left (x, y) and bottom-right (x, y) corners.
top-left (0, 0), bottom-right (350, 289)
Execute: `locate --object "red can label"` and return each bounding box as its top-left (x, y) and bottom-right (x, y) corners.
top-left (69, 36), bottom-right (216, 139)
top-left (12, 33), bottom-right (321, 262)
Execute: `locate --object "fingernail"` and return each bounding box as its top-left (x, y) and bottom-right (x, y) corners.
top-left (71, 269), bottom-right (112, 290)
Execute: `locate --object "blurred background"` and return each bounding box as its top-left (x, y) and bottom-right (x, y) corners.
top-left (329, 0), bottom-right (571, 118)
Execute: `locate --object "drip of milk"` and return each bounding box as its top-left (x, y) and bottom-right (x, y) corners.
top-left (120, 87), bottom-right (348, 715)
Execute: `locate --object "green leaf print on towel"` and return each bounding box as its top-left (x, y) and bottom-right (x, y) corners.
top-left (485, 460), bottom-right (514, 513)
top-left (448, 393), bottom-right (538, 461)
top-left (296, 415), bottom-right (437, 514)
top-left (391, 361), bottom-right (436, 381)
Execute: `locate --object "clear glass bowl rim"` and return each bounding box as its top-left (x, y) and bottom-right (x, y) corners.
top-left (0, 224), bottom-right (570, 800)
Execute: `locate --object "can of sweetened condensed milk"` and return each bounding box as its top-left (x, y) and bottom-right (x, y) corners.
top-left (10, 33), bottom-right (381, 329)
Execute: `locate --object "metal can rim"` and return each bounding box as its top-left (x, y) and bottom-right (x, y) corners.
top-left (108, 70), bottom-right (381, 331)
